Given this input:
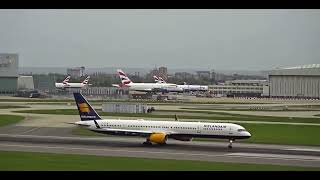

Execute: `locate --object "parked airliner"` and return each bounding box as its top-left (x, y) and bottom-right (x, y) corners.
top-left (54, 76), bottom-right (71, 89)
top-left (153, 75), bottom-right (209, 92)
top-left (55, 76), bottom-right (91, 89)
top-left (72, 92), bottom-right (251, 148)
top-left (112, 69), bottom-right (182, 93)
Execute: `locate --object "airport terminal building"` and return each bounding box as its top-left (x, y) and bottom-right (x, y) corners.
top-left (0, 53), bottom-right (19, 95)
top-left (268, 64), bottom-right (320, 99)
top-left (209, 80), bottom-right (269, 97)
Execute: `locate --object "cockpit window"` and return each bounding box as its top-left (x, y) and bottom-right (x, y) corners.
top-left (237, 129), bottom-right (246, 132)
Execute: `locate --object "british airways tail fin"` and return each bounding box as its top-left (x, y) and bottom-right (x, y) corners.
top-left (117, 69), bottom-right (132, 85)
top-left (82, 76), bottom-right (90, 85)
top-left (158, 77), bottom-right (166, 83)
top-left (73, 93), bottom-right (102, 121)
top-left (153, 76), bottom-right (159, 83)
top-left (63, 76), bottom-right (71, 84)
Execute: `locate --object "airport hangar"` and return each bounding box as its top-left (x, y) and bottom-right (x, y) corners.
top-left (268, 64), bottom-right (320, 99)
top-left (0, 53), bottom-right (19, 95)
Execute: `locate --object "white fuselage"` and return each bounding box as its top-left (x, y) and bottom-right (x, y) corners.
top-left (55, 83), bottom-right (88, 89)
top-left (177, 84), bottom-right (208, 92)
top-left (76, 119), bottom-right (251, 139)
top-left (126, 82), bottom-right (182, 92)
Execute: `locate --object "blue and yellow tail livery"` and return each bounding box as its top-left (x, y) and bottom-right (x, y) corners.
top-left (73, 93), bottom-right (102, 121)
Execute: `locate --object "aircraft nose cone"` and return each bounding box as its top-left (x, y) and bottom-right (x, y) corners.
top-left (246, 132), bottom-right (251, 137)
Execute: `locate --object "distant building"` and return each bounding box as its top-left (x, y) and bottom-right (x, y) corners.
top-left (209, 79), bottom-right (268, 97)
top-left (174, 72), bottom-right (193, 79)
top-left (158, 66), bottom-right (168, 80)
top-left (268, 64), bottom-right (320, 99)
top-left (148, 66), bottom-right (168, 80)
top-left (196, 71), bottom-right (211, 79)
top-left (0, 53), bottom-right (19, 94)
top-left (18, 76), bottom-right (34, 90)
top-left (149, 68), bottom-right (159, 78)
top-left (102, 103), bottom-right (148, 113)
top-left (33, 74), bottom-right (55, 92)
top-left (67, 67), bottom-right (85, 77)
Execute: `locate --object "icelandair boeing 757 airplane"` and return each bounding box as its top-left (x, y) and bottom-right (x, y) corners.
top-left (72, 93), bottom-right (251, 148)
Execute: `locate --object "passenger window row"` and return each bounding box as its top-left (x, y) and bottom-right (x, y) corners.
top-left (125, 125), bottom-right (197, 130)
top-left (204, 128), bottom-right (223, 131)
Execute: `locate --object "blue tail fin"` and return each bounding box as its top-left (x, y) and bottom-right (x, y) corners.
top-left (73, 93), bottom-right (102, 121)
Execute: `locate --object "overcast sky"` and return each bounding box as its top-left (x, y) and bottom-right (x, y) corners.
top-left (0, 9), bottom-right (319, 71)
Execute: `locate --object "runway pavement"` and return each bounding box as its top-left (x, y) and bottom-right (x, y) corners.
top-left (0, 133), bottom-right (320, 168)
top-left (1, 101), bottom-right (320, 169)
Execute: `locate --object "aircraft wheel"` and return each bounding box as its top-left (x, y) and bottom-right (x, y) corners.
top-left (143, 141), bottom-right (152, 146)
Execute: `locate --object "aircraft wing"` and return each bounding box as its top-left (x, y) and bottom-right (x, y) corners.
top-left (112, 84), bottom-right (121, 88)
top-left (66, 122), bottom-right (91, 127)
top-left (95, 128), bottom-right (172, 135)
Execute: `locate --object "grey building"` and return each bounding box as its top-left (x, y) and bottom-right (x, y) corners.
top-left (18, 76), bottom-right (35, 90)
top-left (0, 53), bottom-right (18, 94)
top-left (268, 64), bottom-right (320, 99)
top-left (102, 103), bottom-right (148, 113)
top-left (67, 67), bottom-right (85, 77)
top-left (196, 71), bottom-right (211, 79)
top-left (33, 74), bottom-right (55, 91)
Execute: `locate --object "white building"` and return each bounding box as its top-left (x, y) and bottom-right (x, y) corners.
top-left (0, 53), bottom-right (18, 94)
top-left (209, 80), bottom-right (268, 97)
top-left (268, 64), bottom-right (320, 99)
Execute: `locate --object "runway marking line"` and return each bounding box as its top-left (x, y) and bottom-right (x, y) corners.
top-left (227, 152), bottom-right (320, 161)
top-left (0, 143), bottom-right (319, 162)
top-left (286, 148), bottom-right (320, 152)
top-left (19, 127), bottom-right (42, 135)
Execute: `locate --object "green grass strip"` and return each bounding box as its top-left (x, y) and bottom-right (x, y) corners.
top-left (13, 109), bottom-right (320, 124)
top-left (0, 151), bottom-right (318, 171)
top-left (0, 114), bottom-right (25, 127)
top-left (0, 105), bottom-right (30, 109)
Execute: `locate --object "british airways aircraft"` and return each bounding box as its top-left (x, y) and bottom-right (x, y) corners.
top-left (153, 76), bottom-right (208, 92)
top-left (112, 69), bottom-right (182, 93)
top-left (55, 76), bottom-right (91, 89)
top-left (54, 76), bottom-right (71, 89)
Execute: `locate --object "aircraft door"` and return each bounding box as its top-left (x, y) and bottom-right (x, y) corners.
top-left (197, 125), bottom-right (201, 134)
top-left (229, 126), bottom-right (233, 135)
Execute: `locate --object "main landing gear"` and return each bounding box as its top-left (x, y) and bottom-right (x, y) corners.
top-left (228, 139), bottom-right (233, 149)
top-left (143, 139), bottom-right (152, 146)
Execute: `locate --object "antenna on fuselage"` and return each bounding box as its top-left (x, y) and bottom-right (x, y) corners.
top-left (175, 114), bottom-right (178, 121)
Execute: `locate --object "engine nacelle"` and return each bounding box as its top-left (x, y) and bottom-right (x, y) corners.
top-left (171, 135), bottom-right (193, 141)
top-left (149, 133), bottom-right (167, 144)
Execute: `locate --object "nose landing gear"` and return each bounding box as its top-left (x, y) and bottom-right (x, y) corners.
top-left (228, 139), bottom-right (233, 149)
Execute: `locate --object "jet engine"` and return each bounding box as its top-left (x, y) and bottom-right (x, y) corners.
top-left (171, 135), bottom-right (193, 141)
top-left (149, 133), bottom-right (167, 144)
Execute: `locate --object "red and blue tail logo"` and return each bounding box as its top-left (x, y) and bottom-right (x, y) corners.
top-left (73, 93), bottom-right (102, 121)
top-left (117, 69), bottom-right (132, 86)
top-left (63, 76), bottom-right (71, 84)
top-left (82, 76), bottom-right (90, 85)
